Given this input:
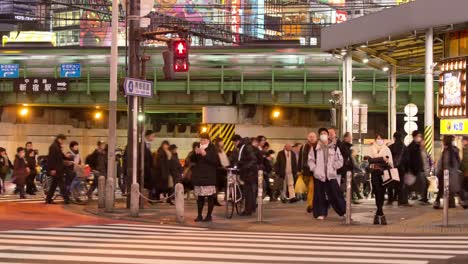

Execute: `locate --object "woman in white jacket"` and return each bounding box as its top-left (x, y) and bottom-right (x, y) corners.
top-left (365, 133), bottom-right (393, 225)
top-left (308, 128), bottom-right (346, 220)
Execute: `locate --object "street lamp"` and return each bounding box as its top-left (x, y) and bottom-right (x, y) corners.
top-left (137, 113), bottom-right (145, 122)
top-left (18, 106), bottom-right (29, 117)
top-left (271, 109), bottom-right (281, 119)
top-left (94, 111), bottom-right (103, 120)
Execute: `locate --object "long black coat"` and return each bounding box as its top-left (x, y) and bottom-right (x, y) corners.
top-left (13, 156), bottom-right (28, 185)
top-left (47, 140), bottom-right (65, 175)
top-left (237, 143), bottom-right (258, 184)
top-left (401, 141), bottom-right (424, 175)
top-left (191, 143), bottom-right (219, 186)
top-left (337, 141), bottom-right (353, 176)
top-left (153, 148), bottom-right (173, 191)
top-left (274, 150), bottom-right (298, 179)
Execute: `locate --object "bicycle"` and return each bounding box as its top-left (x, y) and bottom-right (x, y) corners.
top-left (225, 167), bottom-right (245, 219)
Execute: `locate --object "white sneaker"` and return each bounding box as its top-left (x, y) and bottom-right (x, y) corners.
top-left (317, 216), bottom-right (325, 220)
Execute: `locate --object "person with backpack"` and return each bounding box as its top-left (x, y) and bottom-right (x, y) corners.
top-left (85, 141), bottom-right (107, 199)
top-left (0, 147), bottom-right (12, 194)
top-left (308, 128), bottom-right (345, 220)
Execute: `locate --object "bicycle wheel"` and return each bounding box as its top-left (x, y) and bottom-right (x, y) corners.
top-left (235, 186), bottom-right (245, 215)
top-left (225, 185), bottom-right (235, 219)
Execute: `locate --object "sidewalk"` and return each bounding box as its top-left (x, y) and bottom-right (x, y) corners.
top-left (81, 198), bottom-right (468, 235)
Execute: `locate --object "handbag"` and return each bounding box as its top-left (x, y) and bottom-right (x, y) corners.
top-left (382, 168), bottom-right (400, 186)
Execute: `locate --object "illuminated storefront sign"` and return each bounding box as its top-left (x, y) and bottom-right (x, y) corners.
top-left (335, 10), bottom-right (347, 23)
top-left (231, 0), bottom-right (241, 43)
top-left (2, 31), bottom-right (56, 47)
top-left (440, 119), bottom-right (468, 135)
top-left (318, 0), bottom-right (345, 6)
top-left (438, 57), bottom-right (467, 118)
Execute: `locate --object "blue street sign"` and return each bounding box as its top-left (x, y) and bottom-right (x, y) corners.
top-left (60, 63), bottom-right (81, 78)
top-left (124, 78), bottom-right (154, 98)
top-left (0, 64), bottom-right (19, 78)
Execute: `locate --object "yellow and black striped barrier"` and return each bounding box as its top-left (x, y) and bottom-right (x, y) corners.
top-left (203, 124), bottom-right (236, 152)
top-left (424, 125), bottom-right (433, 157)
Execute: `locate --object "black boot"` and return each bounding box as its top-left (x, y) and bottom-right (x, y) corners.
top-left (373, 215), bottom-right (380, 225)
top-left (380, 215), bottom-right (387, 225)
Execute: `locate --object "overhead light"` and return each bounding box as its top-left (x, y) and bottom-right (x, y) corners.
top-left (352, 99), bottom-right (360, 106)
top-left (362, 58), bottom-right (369, 64)
top-left (271, 109), bottom-right (282, 119)
top-left (18, 106), bottom-right (29, 117)
top-left (94, 111), bottom-right (103, 120)
top-left (137, 113), bottom-right (145, 122)
top-left (382, 66), bottom-right (389, 72)
top-left (201, 126), bottom-right (208, 133)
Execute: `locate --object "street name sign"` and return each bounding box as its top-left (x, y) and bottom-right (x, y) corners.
top-left (124, 77), bottom-right (154, 98)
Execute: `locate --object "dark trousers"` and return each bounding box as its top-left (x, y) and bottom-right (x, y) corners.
top-left (17, 184), bottom-right (25, 198)
top-left (26, 173), bottom-right (37, 195)
top-left (371, 171), bottom-right (387, 216)
top-left (398, 179), bottom-right (409, 205)
top-left (313, 178), bottom-right (346, 218)
top-left (46, 174), bottom-right (69, 202)
top-left (243, 183), bottom-right (256, 214)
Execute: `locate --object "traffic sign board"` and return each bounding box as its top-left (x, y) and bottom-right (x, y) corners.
top-left (0, 64), bottom-right (19, 78)
top-left (124, 78), bottom-right (153, 98)
top-left (60, 63), bottom-right (81, 78)
top-left (13, 78), bottom-right (69, 94)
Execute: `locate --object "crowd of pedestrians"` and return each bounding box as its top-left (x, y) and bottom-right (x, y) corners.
top-left (1, 128), bottom-right (468, 226)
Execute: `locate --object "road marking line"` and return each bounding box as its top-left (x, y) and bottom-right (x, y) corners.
top-left (0, 239), bottom-right (466, 256)
top-left (2, 231), bottom-right (468, 249)
top-left (12, 246), bottom-right (443, 262)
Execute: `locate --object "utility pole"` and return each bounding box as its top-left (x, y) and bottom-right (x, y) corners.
top-left (128, 0), bottom-right (141, 216)
top-left (104, 0), bottom-right (119, 213)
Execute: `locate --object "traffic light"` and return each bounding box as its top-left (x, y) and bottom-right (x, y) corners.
top-left (172, 39), bottom-right (189, 72)
top-left (163, 39), bottom-right (189, 79)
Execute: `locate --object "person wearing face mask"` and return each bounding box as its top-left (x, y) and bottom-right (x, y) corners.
top-left (401, 130), bottom-right (428, 204)
top-left (191, 133), bottom-right (219, 222)
top-left (308, 128), bottom-right (345, 220)
top-left (364, 134), bottom-right (393, 225)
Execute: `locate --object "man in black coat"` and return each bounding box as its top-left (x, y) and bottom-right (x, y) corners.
top-left (237, 137), bottom-right (258, 216)
top-left (275, 143), bottom-right (298, 203)
top-left (401, 130), bottom-right (427, 204)
top-left (388, 132), bottom-right (408, 206)
top-left (46, 134), bottom-right (69, 204)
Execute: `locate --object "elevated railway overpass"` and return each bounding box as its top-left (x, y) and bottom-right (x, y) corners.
top-left (0, 47), bottom-right (429, 112)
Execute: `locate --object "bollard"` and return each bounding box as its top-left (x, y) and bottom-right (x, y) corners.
top-left (443, 169), bottom-right (449, 227)
top-left (257, 170), bottom-right (264, 223)
top-left (130, 183), bottom-right (140, 217)
top-left (175, 183), bottom-right (184, 223)
top-left (345, 171), bottom-right (352, 225)
top-left (104, 177), bottom-right (115, 212)
top-left (98, 175), bottom-right (106, 209)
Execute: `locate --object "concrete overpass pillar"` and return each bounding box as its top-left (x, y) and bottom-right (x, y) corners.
top-left (202, 106), bottom-right (238, 152)
top-left (342, 50), bottom-right (353, 135)
top-left (388, 65), bottom-right (397, 139)
top-left (424, 27), bottom-right (434, 159)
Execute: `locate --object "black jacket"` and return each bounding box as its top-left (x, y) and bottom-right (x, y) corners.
top-left (0, 156), bottom-right (12, 177)
top-left (153, 148), bottom-right (173, 191)
top-left (237, 139), bottom-right (258, 183)
top-left (401, 141), bottom-right (424, 175)
top-left (275, 150), bottom-right (298, 179)
top-left (298, 143), bottom-right (314, 176)
top-left (26, 156), bottom-right (37, 176)
top-left (47, 140), bottom-right (65, 174)
top-left (190, 143), bottom-right (219, 186)
top-left (337, 141), bottom-right (353, 176)
top-left (389, 140), bottom-right (405, 168)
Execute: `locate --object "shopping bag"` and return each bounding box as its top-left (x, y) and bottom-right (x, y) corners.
top-left (294, 174), bottom-right (307, 194)
top-left (382, 168), bottom-right (400, 186)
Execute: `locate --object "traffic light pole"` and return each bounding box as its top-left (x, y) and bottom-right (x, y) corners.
top-left (128, 0), bottom-right (140, 217)
top-left (104, 0), bottom-right (119, 213)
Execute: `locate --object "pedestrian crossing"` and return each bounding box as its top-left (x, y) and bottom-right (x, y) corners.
top-left (0, 194), bottom-right (51, 203)
top-left (0, 223), bottom-right (467, 264)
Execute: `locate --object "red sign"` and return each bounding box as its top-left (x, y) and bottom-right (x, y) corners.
top-left (231, 0), bottom-right (240, 43)
top-left (335, 10), bottom-right (348, 24)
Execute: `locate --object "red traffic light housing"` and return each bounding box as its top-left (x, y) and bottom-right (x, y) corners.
top-left (172, 39), bottom-right (189, 72)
